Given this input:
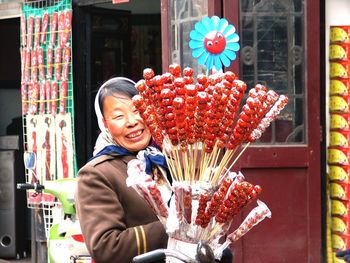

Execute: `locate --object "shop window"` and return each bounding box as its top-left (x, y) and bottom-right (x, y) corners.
top-left (169, 0), bottom-right (208, 74)
top-left (240, 0), bottom-right (305, 144)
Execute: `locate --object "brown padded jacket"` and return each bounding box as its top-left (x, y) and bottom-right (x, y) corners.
top-left (76, 154), bottom-right (168, 263)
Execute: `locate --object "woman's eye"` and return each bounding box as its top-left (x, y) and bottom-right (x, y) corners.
top-left (113, 115), bottom-right (124, 120)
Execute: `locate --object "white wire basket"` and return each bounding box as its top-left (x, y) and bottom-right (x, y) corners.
top-left (42, 200), bottom-right (63, 239)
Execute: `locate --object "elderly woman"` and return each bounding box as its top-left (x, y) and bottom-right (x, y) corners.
top-left (76, 77), bottom-right (168, 263)
top-left (76, 77), bottom-right (233, 263)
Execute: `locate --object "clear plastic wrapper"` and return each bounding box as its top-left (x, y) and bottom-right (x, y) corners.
top-left (214, 200), bottom-right (271, 258)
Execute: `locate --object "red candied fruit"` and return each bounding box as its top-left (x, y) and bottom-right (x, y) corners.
top-left (185, 84), bottom-right (197, 96)
top-left (160, 88), bottom-right (175, 99)
top-left (169, 63), bottom-right (182, 77)
top-left (197, 74), bottom-right (208, 85)
top-left (143, 68), bottom-right (155, 80)
top-left (197, 92), bottom-right (209, 104)
top-left (173, 97), bottom-right (185, 108)
top-left (183, 67), bottom-right (194, 77)
top-left (224, 71), bottom-right (237, 82)
top-left (174, 77), bottom-right (185, 87)
top-left (135, 80), bottom-right (147, 93)
top-left (254, 185), bottom-right (262, 194)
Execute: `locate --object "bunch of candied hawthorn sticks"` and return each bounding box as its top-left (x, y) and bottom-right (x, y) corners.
top-left (128, 64), bottom-right (288, 247)
top-left (132, 64), bottom-right (288, 187)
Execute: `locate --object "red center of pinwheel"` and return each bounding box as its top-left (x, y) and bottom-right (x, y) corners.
top-left (204, 31), bottom-right (226, 54)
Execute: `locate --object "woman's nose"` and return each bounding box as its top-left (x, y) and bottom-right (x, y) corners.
top-left (126, 112), bottom-right (138, 126)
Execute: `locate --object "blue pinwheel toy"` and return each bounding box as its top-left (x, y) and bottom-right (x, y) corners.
top-left (189, 16), bottom-right (240, 71)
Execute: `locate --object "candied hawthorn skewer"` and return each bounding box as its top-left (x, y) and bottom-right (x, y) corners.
top-left (34, 16), bottom-right (41, 48)
top-left (215, 200), bottom-right (271, 254)
top-left (37, 47), bottom-right (45, 81)
top-left (208, 181), bottom-right (262, 240)
top-left (39, 81), bottom-right (46, 114)
top-left (54, 47), bottom-right (62, 81)
top-left (173, 96), bottom-right (188, 151)
top-left (61, 10), bottom-right (72, 46)
top-left (27, 16), bottom-right (34, 49)
top-left (173, 184), bottom-right (184, 220)
top-left (20, 48), bottom-right (26, 84)
top-left (147, 181), bottom-right (169, 218)
top-left (195, 191), bottom-right (211, 228)
top-left (199, 177), bottom-right (233, 228)
top-left (62, 46), bottom-right (71, 80)
top-left (24, 48), bottom-right (31, 83)
top-left (20, 15), bottom-right (26, 47)
top-left (183, 66), bottom-right (194, 85)
top-left (249, 94), bottom-right (289, 142)
top-left (40, 12), bottom-right (49, 44)
top-left (31, 49), bottom-right (38, 83)
top-left (60, 81), bottom-right (68, 114)
top-left (169, 63), bottom-right (182, 78)
top-left (45, 80), bottom-right (51, 114)
top-left (50, 12), bottom-right (58, 46)
top-left (51, 81), bottom-right (58, 115)
top-left (185, 84), bottom-right (198, 145)
top-left (132, 95), bottom-right (164, 146)
top-left (29, 82), bottom-right (39, 114)
top-left (47, 46), bottom-right (53, 79)
top-left (58, 11), bottom-right (65, 47)
top-left (21, 83), bottom-right (28, 115)
top-left (183, 185), bottom-right (192, 224)
top-left (160, 88), bottom-right (179, 146)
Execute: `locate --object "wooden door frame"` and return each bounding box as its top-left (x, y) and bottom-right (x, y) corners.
top-left (160, 0), bottom-right (322, 261)
top-left (222, 0), bottom-right (322, 261)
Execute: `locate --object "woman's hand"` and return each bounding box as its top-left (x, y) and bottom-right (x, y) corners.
top-left (216, 248), bottom-right (233, 263)
top-left (337, 249), bottom-right (350, 262)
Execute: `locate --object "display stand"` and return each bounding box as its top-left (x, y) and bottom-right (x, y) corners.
top-left (19, 1), bottom-right (77, 262)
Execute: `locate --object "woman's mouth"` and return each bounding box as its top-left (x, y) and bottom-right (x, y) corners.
top-left (126, 130), bottom-right (143, 139)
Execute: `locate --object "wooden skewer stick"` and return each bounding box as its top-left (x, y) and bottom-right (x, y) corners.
top-left (210, 148), bottom-right (236, 186)
top-left (208, 223), bottom-right (224, 240)
top-left (223, 142), bottom-right (251, 178)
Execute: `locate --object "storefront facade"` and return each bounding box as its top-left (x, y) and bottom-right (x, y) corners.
top-left (0, 0), bottom-right (329, 262)
top-left (72, 1), bottom-right (323, 262)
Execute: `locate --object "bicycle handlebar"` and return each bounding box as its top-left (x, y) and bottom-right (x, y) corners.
top-left (132, 248), bottom-right (199, 263)
top-left (17, 183), bottom-right (45, 192)
top-left (132, 249), bottom-right (166, 263)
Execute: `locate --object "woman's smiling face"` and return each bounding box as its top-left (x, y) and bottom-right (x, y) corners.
top-left (102, 93), bottom-right (151, 152)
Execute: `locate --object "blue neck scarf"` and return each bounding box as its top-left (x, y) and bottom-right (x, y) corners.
top-left (91, 144), bottom-right (168, 175)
